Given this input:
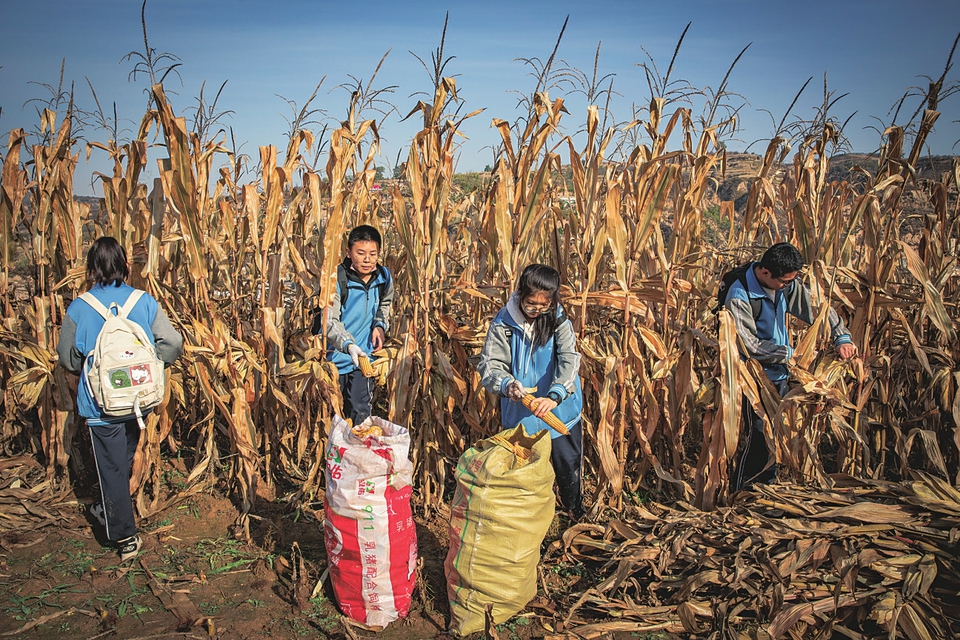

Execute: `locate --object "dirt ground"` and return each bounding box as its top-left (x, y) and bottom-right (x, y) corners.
top-left (0, 487), bottom-right (652, 640)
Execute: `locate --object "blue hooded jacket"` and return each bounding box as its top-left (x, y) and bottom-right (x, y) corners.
top-left (324, 262), bottom-right (394, 374)
top-left (724, 262), bottom-right (853, 382)
top-left (56, 283), bottom-right (183, 424)
top-left (478, 296), bottom-right (583, 439)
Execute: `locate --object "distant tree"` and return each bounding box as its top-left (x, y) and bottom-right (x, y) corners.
top-left (483, 164), bottom-right (493, 172)
top-left (393, 164), bottom-right (405, 180)
top-left (375, 166), bottom-right (386, 180)
top-left (452, 172), bottom-right (485, 197)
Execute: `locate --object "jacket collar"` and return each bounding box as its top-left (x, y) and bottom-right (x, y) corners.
top-left (504, 293), bottom-right (533, 333)
top-left (746, 262), bottom-right (791, 299)
top-left (744, 263), bottom-right (767, 298)
top-left (341, 258), bottom-right (386, 287)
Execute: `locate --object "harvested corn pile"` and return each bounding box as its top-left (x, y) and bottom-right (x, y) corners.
top-left (555, 473), bottom-right (960, 639)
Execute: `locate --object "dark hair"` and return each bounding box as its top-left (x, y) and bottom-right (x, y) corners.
top-left (516, 264), bottom-right (561, 348)
top-left (86, 236), bottom-right (129, 287)
top-left (348, 225), bottom-right (382, 249)
top-left (759, 242), bottom-right (803, 278)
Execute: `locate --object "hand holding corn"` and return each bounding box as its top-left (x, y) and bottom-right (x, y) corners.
top-left (347, 343), bottom-right (367, 367)
top-left (521, 394), bottom-right (569, 435)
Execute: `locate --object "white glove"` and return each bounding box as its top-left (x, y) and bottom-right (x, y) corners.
top-left (505, 379), bottom-right (526, 401)
top-left (347, 344), bottom-right (367, 367)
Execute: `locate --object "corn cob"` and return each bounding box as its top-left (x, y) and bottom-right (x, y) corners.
top-left (358, 355), bottom-right (375, 378)
top-left (352, 423), bottom-right (383, 438)
top-left (492, 433), bottom-right (531, 460)
top-left (521, 394), bottom-right (570, 435)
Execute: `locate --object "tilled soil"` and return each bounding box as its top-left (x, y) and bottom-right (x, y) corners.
top-left (0, 489), bottom-right (600, 640)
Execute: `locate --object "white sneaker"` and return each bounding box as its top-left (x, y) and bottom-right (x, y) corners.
top-left (118, 534), bottom-right (142, 562)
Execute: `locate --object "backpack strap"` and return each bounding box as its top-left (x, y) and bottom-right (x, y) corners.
top-left (80, 290), bottom-right (145, 320)
top-left (79, 292), bottom-right (111, 319)
top-left (337, 266), bottom-right (349, 307)
top-left (377, 268), bottom-right (389, 305)
top-left (735, 271), bottom-right (763, 321)
top-left (118, 290), bottom-right (145, 318)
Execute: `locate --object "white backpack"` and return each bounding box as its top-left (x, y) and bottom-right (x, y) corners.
top-left (80, 290), bottom-right (166, 429)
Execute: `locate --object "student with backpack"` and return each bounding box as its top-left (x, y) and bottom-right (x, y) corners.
top-left (719, 242), bottom-right (856, 490)
top-left (56, 236), bottom-right (182, 561)
top-left (477, 264), bottom-right (586, 519)
top-left (320, 225), bottom-right (394, 424)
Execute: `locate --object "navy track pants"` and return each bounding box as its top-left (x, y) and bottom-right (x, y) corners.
top-left (89, 419), bottom-right (141, 541)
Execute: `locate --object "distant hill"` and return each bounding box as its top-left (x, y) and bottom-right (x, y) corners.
top-left (713, 152), bottom-right (957, 213)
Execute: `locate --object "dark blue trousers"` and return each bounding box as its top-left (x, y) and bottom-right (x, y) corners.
top-left (89, 419), bottom-right (140, 541)
top-left (339, 370), bottom-right (373, 424)
top-left (550, 422), bottom-right (584, 517)
top-left (734, 378), bottom-right (789, 491)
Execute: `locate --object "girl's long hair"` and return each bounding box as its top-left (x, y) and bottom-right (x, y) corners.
top-left (516, 264), bottom-right (561, 348)
top-left (86, 236), bottom-right (129, 287)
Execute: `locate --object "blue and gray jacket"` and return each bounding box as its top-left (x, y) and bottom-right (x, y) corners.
top-left (477, 294), bottom-right (583, 439)
top-left (56, 283), bottom-right (183, 424)
top-left (724, 262), bottom-right (853, 382)
top-left (324, 260), bottom-right (394, 375)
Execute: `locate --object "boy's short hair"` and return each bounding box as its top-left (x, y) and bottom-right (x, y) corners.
top-left (348, 225), bottom-right (382, 249)
top-left (759, 242), bottom-right (803, 277)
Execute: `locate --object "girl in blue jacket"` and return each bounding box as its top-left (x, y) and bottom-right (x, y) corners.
top-left (477, 264), bottom-right (585, 519)
top-left (57, 237), bottom-right (182, 561)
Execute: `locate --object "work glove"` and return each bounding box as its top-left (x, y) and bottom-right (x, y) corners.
top-left (505, 379), bottom-right (526, 401)
top-left (347, 344), bottom-right (367, 367)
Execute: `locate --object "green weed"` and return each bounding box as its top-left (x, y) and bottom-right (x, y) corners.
top-left (496, 615), bottom-right (532, 640)
top-left (305, 595), bottom-right (340, 633)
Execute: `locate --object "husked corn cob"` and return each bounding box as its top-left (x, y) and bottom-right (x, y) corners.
top-left (358, 355), bottom-right (375, 378)
top-left (522, 394), bottom-right (570, 435)
top-left (492, 433), bottom-right (531, 460)
top-left (352, 423), bottom-right (383, 438)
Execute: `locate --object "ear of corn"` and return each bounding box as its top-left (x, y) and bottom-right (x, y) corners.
top-left (358, 355), bottom-right (375, 378)
top-left (522, 394), bottom-right (570, 435)
top-left (352, 422), bottom-right (383, 438)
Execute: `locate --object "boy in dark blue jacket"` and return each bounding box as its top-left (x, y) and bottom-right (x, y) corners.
top-left (320, 225), bottom-right (394, 424)
top-left (723, 242), bottom-right (856, 489)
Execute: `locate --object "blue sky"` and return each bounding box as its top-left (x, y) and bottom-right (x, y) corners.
top-left (1, 0), bottom-right (958, 195)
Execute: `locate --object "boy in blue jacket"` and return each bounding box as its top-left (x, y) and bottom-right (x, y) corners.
top-left (723, 242), bottom-right (856, 490)
top-left (57, 237), bottom-right (182, 561)
top-left (321, 225), bottom-right (394, 424)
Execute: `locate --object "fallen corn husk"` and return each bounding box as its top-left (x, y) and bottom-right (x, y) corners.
top-left (554, 474), bottom-right (960, 639)
top-left (522, 394), bottom-right (570, 435)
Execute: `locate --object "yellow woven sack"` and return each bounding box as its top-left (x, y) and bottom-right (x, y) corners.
top-left (444, 425), bottom-right (555, 636)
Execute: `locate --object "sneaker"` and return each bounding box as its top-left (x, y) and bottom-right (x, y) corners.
top-left (89, 503), bottom-right (106, 527)
top-left (117, 534), bottom-right (142, 562)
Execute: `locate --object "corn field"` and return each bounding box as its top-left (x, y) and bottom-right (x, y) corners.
top-left (1, 53), bottom-right (958, 538)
